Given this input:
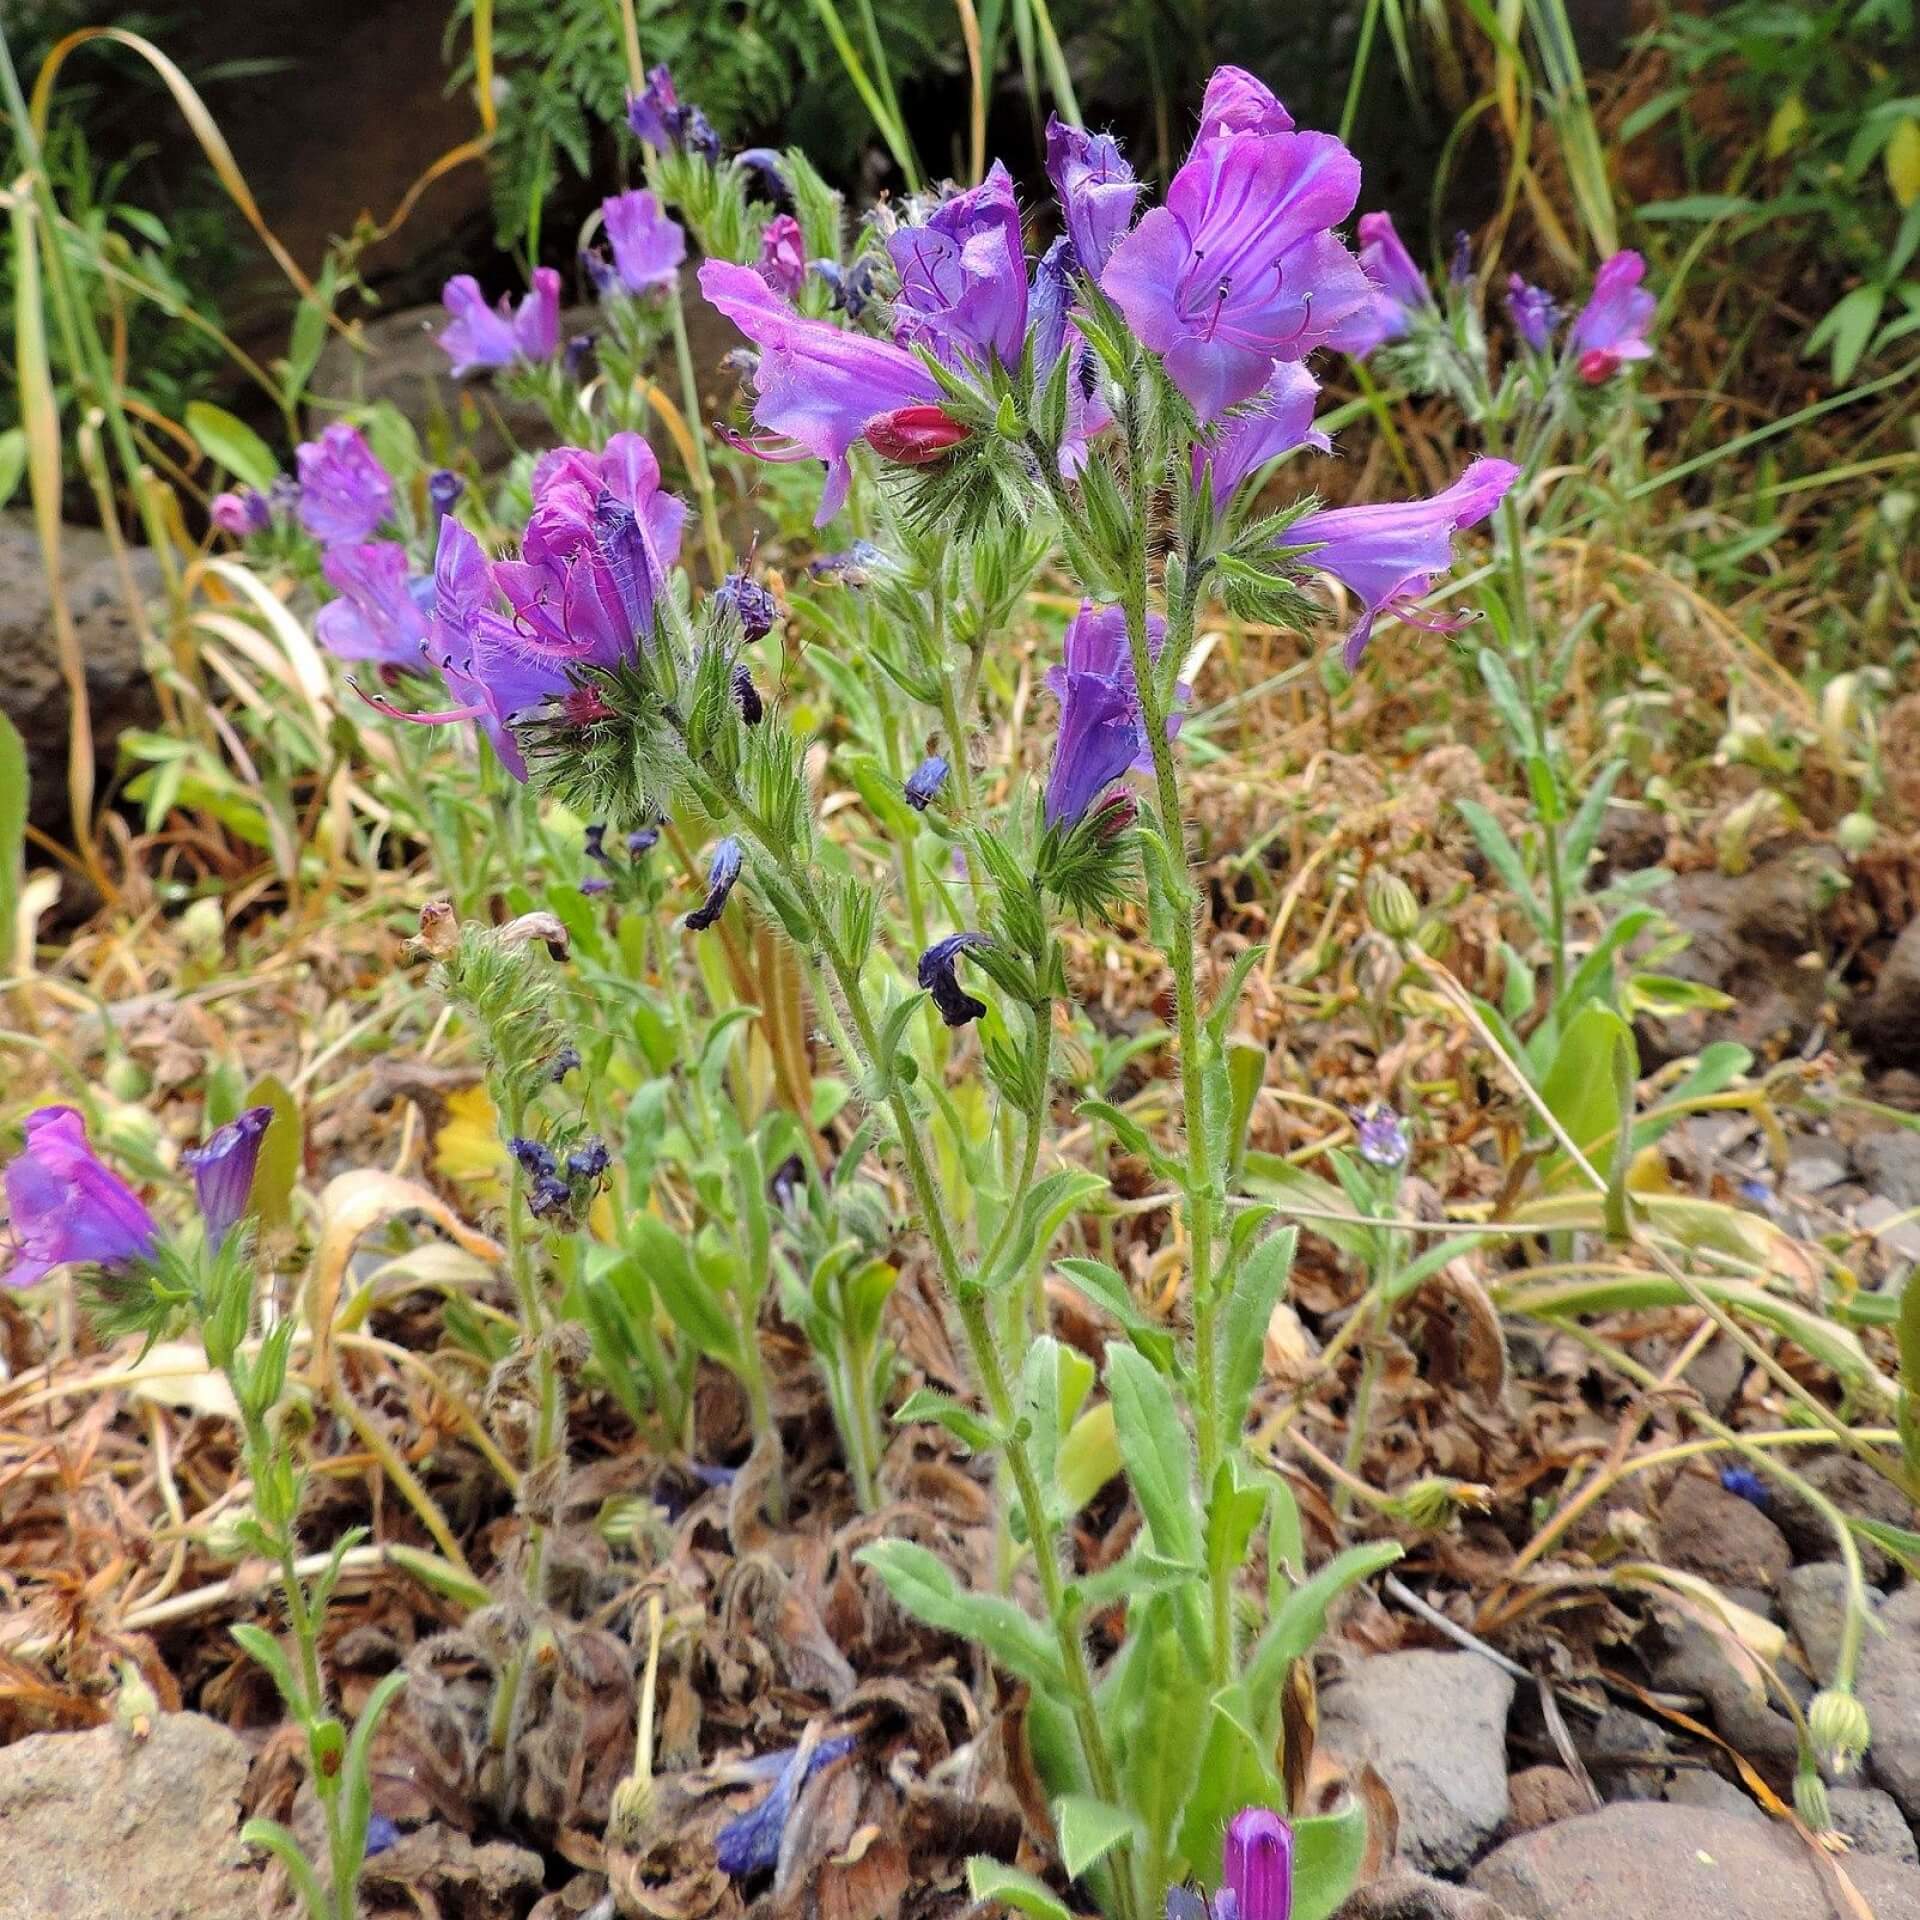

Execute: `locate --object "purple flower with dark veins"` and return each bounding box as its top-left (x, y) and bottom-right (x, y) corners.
top-left (904, 754), bottom-right (950, 810)
top-left (1197, 65), bottom-right (1295, 139)
top-left (602, 190), bottom-right (686, 295)
top-left (1101, 94), bottom-right (1370, 420)
top-left (1288, 456), bottom-right (1519, 668)
top-left (1505, 275), bottom-right (1559, 352)
top-left (3, 1107), bottom-right (158, 1290)
top-left (1044, 116), bottom-right (1140, 278)
top-left (182, 1105), bottom-right (273, 1246)
top-left (699, 260), bottom-right (942, 524)
top-left (887, 163), bottom-right (1029, 370)
top-left (314, 541), bottom-right (432, 669)
top-left (918, 932), bottom-right (991, 1028)
top-left (1571, 250), bottom-right (1655, 383)
top-left (1043, 601), bottom-right (1186, 828)
top-left (295, 423), bottom-right (393, 543)
top-left (757, 214), bottom-right (808, 298)
top-left (1192, 360), bottom-right (1327, 510)
top-left (685, 837), bottom-right (743, 931)
top-left (1223, 1807), bottom-right (1293, 1920)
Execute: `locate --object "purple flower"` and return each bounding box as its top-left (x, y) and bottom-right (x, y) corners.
top-left (579, 876), bottom-right (612, 897)
top-left (1352, 1102), bottom-right (1409, 1169)
top-left (1289, 456), bottom-right (1519, 669)
top-left (699, 259), bottom-right (942, 524)
top-left (736, 148), bottom-right (791, 206)
top-left (1101, 114), bottom-right (1369, 420)
top-left (683, 108), bottom-right (721, 165)
top-left (716, 1736), bottom-right (857, 1876)
top-left (1328, 211), bottom-right (1431, 357)
top-left (757, 214), bottom-right (808, 298)
top-left (1224, 1808), bottom-right (1292, 1920)
top-left (1198, 66), bottom-right (1295, 139)
top-left (732, 665), bottom-right (764, 725)
top-left (602, 190), bottom-right (686, 296)
top-left (627, 827), bottom-right (660, 856)
top-left (1043, 601), bottom-right (1184, 828)
top-left (904, 754), bottom-right (950, 810)
top-left (686, 837), bottom-right (743, 931)
top-left (295, 423), bottom-right (392, 544)
top-left (1193, 361), bottom-right (1327, 510)
top-left (1044, 116), bottom-right (1139, 278)
top-left (210, 488), bottom-right (271, 538)
top-left (429, 469), bottom-right (465, 518)
top-left (1720, 1465), bottom-right (1769, 1508)
top-left (584, 822), bottom-right (612, 865)
top-left (918, 932), bottom-right (991, 1028)
top-left (182, 1105), bottom-right (273, 1246)
top-left (314, 541), bottom-right (432, 669)
top-left (627, 65), bottom-right (684, 151)
top-left (715, 572), bottom-right (778, 640)
top-left (1505, 275), bottom-right (1559, 353)
top-left (887, 163), bottom-right (1028, 370)
top-left (1448, 229), bottom-right (1473, 286)
top-left (437, 270), bottom-right (561, 378)
top-left (3, 1107), bottom-right (158, 1290)
top-left (1029, 236), bottom-right (1077, 373)
top-left (1571, 250), bottom-right (1655, 382)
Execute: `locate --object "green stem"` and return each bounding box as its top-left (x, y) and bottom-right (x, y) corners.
top-left (665, 278), bottom-right (730, 583)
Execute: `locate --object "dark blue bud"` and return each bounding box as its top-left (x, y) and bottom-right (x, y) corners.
top-left (584, 822), bottom-right (612, 865)
top-left (904, 755), bottom-right (950, 811)
top-left (716, 571), bottom-right (778, 641)
top-left (549, 1046), bottom-right (582, 1081)
top-left (509, 1137), bottom-right (558, 1177)
top-left (528, 1173), bottom-right (573, 1218)
top-left (918, 931), bottom-right (990, 1029)
top-left (686, 836), bottom-right (743, 931)
top-left (567, 1139), bottom-right (612, 1180)
top-left (732, 664), bottom-right (765, 726)
top-left (1720, 1465), bottom-right (1769, 1509)
top-left (735, 147), bottom-right (791, 207)
top-left (627, 826), bottom-right (661, 857)
top-left (428, 470), bottom-right (464, 519)
top-left (580, 875), bottom-right (612, 896)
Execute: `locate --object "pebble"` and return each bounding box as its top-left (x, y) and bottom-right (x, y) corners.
top-left (1828, 1786), bottom-right (1920, 1865)
top-left (1658, 1475), bottom-right (1792, 1593)
top-left (1780, 1560), bottom-right (1879, 1686)
top-left (1860, 1585), bottom-right (1920, 1824)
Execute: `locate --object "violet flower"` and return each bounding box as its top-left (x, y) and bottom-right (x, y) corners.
top-left (716, 1736), bottom-right (857, 1876)
top-left (627, 65), bottom-right (685, 152)
top-left (1505, 275), bottom-right (1559, 353)
top-left (437, 269), bottom-right (562, 378)
top-left (314, 541), bottom-right (433, 669)
top-left (1289, 456), bottom-right (1519, 669)
top-left (1029, 236), bottom-right (1077, 374)
top-left (428, 469), bottom-right (465, 518)
top-left (1448, 229), bottom-right (1473, 286)
top-left (1197, 65), bottom-right (1295, 139)
top-left (1193, 361), bottom-right (1327, 510)
top-left (686, 837), bottom-right (743, 931)
top-left (919, 932), bottom-right (991, 1028)
top-left (736, 148), bottom-right (791, 206)
top-left (1102, 105), bottom-right (1370, 420)
top-left (182, 1105), bottom-right (273, 1246)
top-left (904, 754), bottom-right (950, 810)
top-left (3, 1107), bottom-right (158, 1290)
top-left (1044, 116), bottom-right (1140, 278)
top-left (887, 163), bottom-right (1028, 370)
top-left (715, 572), bottom-right (777, 640)
top-left (757, 214), bottom-right (808, 298)
top-left (1352, 1102), bottom-right (1409, 1170)
top-left (1571, 250), bottom-right (1655, 383)
top-left (699, 259), bottom-right (942, 524)
top-left (1043, 601), bottom-right (1184, 829)
top-left (815, 254), bottom-right (879, 319)
top-left (602, 190), bottom-right (686, 296)
top-left (1329, 210), bottom-right (1435, 357)
top-left (627, 826), bottom-right (661, 856)
top-left (210, 488), bottom-right (271, 538)
top-left (1223, 1807), bottom-right (1293, 1920)
top-left (295, 423), bottom-right (393, 544)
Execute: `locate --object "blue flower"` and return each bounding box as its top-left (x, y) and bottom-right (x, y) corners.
top-left (1720, 1465), bottom-right (1769, 1509)
top-left (715, 1735), bottom-right (857, 1876)
top-left (904, 755), bottom-right (950, 811)
top-left (919, 933), bottom-right (991, 1029)
top-left (182, 1106), bottom-right (274, 1247)
top-left (686, 838), bottom-right (743, 931)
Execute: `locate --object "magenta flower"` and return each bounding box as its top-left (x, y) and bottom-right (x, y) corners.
top-left (438, 270), bottom-right (561, 378)
top-left (1043, 601), bottom-right (1185, 828)
top-left (1101, 117), bottom-right (1370, 420)
top-left (295, 423), bottom-right (392, 544)
top-left (1223, 1808), bottom-right (1293, 1920)
top-left (314, 541), bottom-right (432, 668)
top-left (210, 489), bottom-right (271, 538)
top-left (1197, 66), bottom-right (1295, 139)
top-left (1571, 250), bottom-right (1655, 382)
top-left (1505, 274), bottom-right (1559, 352)
top-left (888, 163), bottom-right (1029, 370)
top-left (1329, 210), bottom-right (1432, 356)
top-left (3, 1107), bottom-right (157, 1290)
top-left (699, 259), bottom-right (942, 523)
top-left (1289, 455), bottom-right (1519, 668)
top-left (757, 214), bottom-right (808, 298)
top-left (603, 190), bottom-right (686, 295)
top-left (1193, 361), bottom-right (1327, 509)
top-left (1045, 116), bottom-right (1140, 278)
top-left (182, 1106), bottom-right (273, 1246)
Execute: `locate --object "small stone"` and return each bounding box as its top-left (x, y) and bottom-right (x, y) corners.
top-left (1663, 1768), bottom-right (1760, 1820)
top-left (1861, 1585), bottom-right (1920, 1824)
top-left (1321, 1651), bottom-right (1516, 1875)
top-left (1685, 1336), bottom-right (1746, 1418)
top-left (1768, 1454), bottom-right (1915, 1586)
top-left (1659, 1474), bottom-right (1793, 1592)
top-left (1333, 1873), bottom-right (1519, 1919)
top-left (1854, 918), bottom-right (1920, 1073)
top-left (1828, 1786), bottom-right (1920, 1865)
top-left (0, 1712), bottom-right (260, 1920)
top-left (1856, 1132), bottom-right (1920, 1210)
top-left (1650, 1618), bottom-right (1798, 1763)
top-left (1506, 1766), bottom-right (1592, 1833)
top-left (1470, 1804), bottom-right (1920, 1919)
top-left (1781, 1560), bottom-right (1879, 1686)
top-left (1588, 1707), bottom-right (1671, 1802)
top-left (1859, 1195), bottom-right (1920, 1267)
top-left (1787, 1152), bottom-right (1850, 1194)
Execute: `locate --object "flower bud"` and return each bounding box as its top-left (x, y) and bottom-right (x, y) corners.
top-left (1808, 1688), bottom-right (1871, 1776)
top-left (1837, 811), bottom-right (1878, 856)
top-left (1795, 1764), bottom-right (1832, 1832)
top-left (112, 1659), bottom-right (161, 1738)
top-left (1366, 870), bottom-right (1421, 939)
top-left (864, 405), bottom-right (970, 465)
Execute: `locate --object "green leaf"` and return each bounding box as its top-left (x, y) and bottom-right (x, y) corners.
top-left (231, 1622), bottom-right (305, 1715)
top-left (0, 711), bottom-right (24, 969)
top-left (859, 1540), bottom-right (1065, 1693)
top-left (241, 1818), bottom-right (327, 1920)
top-left (1895, 1268), bottom-right (1920, 1474)
top-left (186, 401), bottom-right (278, 494)
top-left (1806, 284), bottom-right (1888, 382)
top-left (385, 1543), bottom-right (492, 1611)
top-left (629, 1213), bottom-right (741, 1368)
top-left (1458, 799), bottom-right (1549, 936)
top-left (342, 1668), bottom-right (407, 1862)
top-left (894, 1384), bottom-right (998, 1452)
top-left (966, 1860), bottom-right (1072, 1920)
top-left (1243, 1542), bottom-right (1403, 1715)
top-left (242, 1073), bottom-right (301, 1233)
top-left (1054, 1794), bottom-right (1139, 1880)
top-left (1105, 1343), bottom-right (1200, 1563)
top-left (0, 427), bottom-right (26, 509)
top-left (983, 1168), bottom-right (1108, 1292)
top-left (1291, 1799), bottom-right (1371, 1920)
top-left (1537, 1002), bottom-right (1635, 1190)
top-left (1219, 1228), bottom-right (1296, 1441)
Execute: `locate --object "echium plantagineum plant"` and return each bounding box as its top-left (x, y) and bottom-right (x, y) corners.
top-left (272, 61), bottom-right (1528, 1920)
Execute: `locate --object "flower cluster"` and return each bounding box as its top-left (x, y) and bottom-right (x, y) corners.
top-left (438, 268), bottom-right (563, 380)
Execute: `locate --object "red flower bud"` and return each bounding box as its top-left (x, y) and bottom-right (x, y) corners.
top-left (863, 405), bottom-right (969, 465)
top-left (1577, 347), bottom-right (1622, 386)
top-left (1091, 791), bottom-right (1138, 842)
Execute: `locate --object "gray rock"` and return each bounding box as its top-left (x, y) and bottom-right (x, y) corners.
top-left (1781, 1560), bottom-right (1880, 1686)
top-left (1588, 1706), bottom-right (1671, 1802)
top-left (0, 510), bottom-right (164, 833)
top-left (1663, 1767), bottom-right (1760, 1820)
top-left (1859, 1195), bottom-right (1920, 1268)
top-left (1333, 1873), bottom-right (1518, 1919)
top-left (1828, 1786), bottom-right (1919, 1865)
top-left (1659, 1475), bottom-right (1792, 1592)
top-left (1767, 1453), bottom-right (1915, 1586)
top-left (0, 1711), bottom-right (260, 1920)
top-left (1321, 1651), bottom-right (1515, 1874)
top-left (1787, 1151), bottom-right (1850, 1194)
top-left (1855, 918), bottom-right (1920, 1073)
top-left (1856, 1131), bottom-right (1920, 1210)
top-left (1862, 1584), bottom-right (1920, 1823)
top-left (1469, 1803), bottom-right (1920, 1918)
top-left (1650, 1617), bottom-right (1798, 1763)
